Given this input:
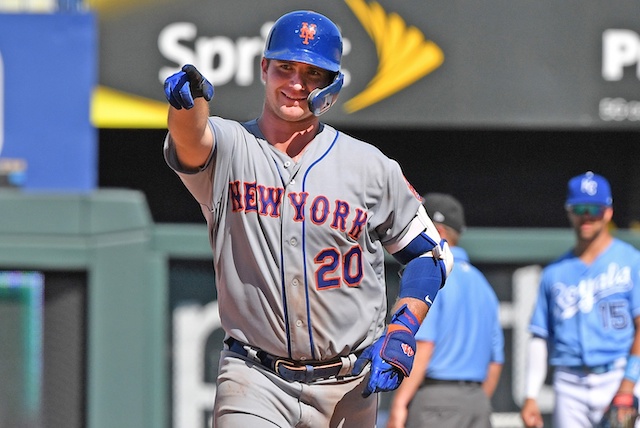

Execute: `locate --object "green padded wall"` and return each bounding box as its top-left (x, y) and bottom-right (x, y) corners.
top-left (0, 189), bottom-right (165, 428)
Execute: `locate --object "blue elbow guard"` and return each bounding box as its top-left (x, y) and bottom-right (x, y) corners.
top-left (398, 256), bottom-right (444, 307)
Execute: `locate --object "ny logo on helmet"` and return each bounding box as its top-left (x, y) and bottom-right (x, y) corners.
top-left (299, 22), bottom-right (316, 45)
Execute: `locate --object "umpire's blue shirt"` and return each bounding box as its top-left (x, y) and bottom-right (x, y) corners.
top-left (416, 246), bottom-right (504, 382)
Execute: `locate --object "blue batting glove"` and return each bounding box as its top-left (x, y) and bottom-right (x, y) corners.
top-left (352, 304), bottom-right (420, 397)
top-left (163, 64), bottom-right (214, 110)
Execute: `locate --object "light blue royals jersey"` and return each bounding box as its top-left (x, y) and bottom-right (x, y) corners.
top-left (416, 246), bottom-right (504, 382)
top-left (529, 238), bottom-right (640, 367)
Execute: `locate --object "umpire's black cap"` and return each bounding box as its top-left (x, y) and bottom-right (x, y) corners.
top-left (422, 193), bottom-right (466, 234)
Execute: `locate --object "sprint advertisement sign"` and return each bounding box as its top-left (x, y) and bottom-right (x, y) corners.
top-left (94, 0), bottom-right (640, 128)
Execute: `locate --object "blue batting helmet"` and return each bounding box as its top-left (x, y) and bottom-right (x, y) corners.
top-left (264, 10), bottom-right (343, 73)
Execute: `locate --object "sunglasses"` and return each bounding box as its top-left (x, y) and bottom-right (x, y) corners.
top-left (567, 204), bottom-right (606, 217)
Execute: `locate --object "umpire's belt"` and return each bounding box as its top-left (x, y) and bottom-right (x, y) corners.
top-left (423, 378), bottom-right (482, 387)
top-left (226, 338), bottom-right (358, 383)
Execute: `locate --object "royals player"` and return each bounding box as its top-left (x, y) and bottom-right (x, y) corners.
top-left (521, 171), bottom-right (640, 428)
top-left (163, 10), bottom-right (453, 428)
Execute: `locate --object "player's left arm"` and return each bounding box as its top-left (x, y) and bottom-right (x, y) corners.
top-left (603, 315), bottom-right (640, 426)
top-left (352, 204), bottom-right (453, 397)
top-left (619, 315), bottom-right (640, 392)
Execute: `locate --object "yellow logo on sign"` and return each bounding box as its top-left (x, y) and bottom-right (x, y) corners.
top-left (90, 0), bottom-right (444, 127)
top-left (343, 0), bottom-right (444, 113)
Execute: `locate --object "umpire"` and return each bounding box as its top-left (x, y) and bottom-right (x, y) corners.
top-left (386, 193), bottom-right (505, 428)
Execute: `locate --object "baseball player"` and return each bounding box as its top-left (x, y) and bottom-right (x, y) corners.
top-left (162, 10), bottom-right (453, 428)
top-left (521, 171), bottom-right (640, 428)
top-left (386, 193), bottom-right (504, 428)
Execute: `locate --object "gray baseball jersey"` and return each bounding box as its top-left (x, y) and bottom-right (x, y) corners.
top-left (165, 117), bottom-right (422, 362)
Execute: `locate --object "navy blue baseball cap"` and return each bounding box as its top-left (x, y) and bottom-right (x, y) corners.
top-left (422, 193), bottom-right (466, 234)
top-left (566, 171), bottom-right (613, 207)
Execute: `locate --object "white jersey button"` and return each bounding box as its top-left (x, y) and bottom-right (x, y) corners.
top-left (290, 238), bottom-right (298, 246)
top-left (295, 320), bottom-right (303, 327)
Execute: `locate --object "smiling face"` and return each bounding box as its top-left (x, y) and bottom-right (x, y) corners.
top-left (261, 58), bottom-right (334, 123)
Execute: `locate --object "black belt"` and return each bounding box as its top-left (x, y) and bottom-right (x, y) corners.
top-left (226, 338), bottom-right (357, 383)
top-left (423, 378), bottom-right (482, 387)
top-left (564, 361), bottom-right (621, 375)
